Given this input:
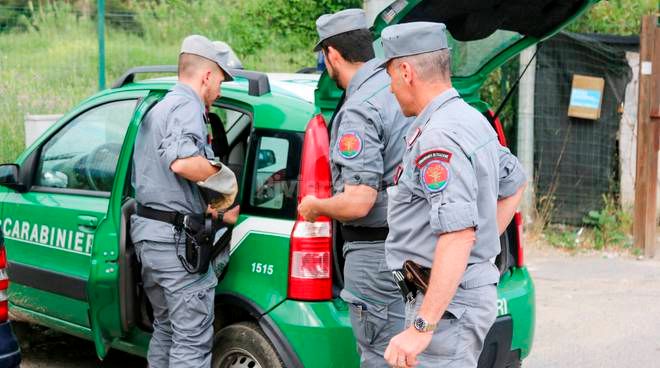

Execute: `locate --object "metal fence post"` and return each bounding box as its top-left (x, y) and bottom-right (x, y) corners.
top-left (97, 0), bottom-right (106, 90)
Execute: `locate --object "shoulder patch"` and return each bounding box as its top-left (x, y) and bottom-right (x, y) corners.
top-left (420, 160), bottom-right (450, 192)
top-left (415, 149), bottom-right (452, 168)
top-left (338, 132), bottom-right (363, 159)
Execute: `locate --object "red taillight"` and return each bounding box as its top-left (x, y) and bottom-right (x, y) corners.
top-left (0, 247), bottom-right (6, 269)
top-left (514, 212), bottom-right (524, 267)
top-left (288, 114), bottom-right (333, 301)
top-left (0, 301), bottom-right (7, 322)
top-left (0, 245), bottom-right (8, 322)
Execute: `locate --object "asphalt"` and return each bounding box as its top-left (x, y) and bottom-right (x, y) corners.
top-left (15, 239), bottom-right (660, 368)
top-left (524, 243), bottom-right (660, 368)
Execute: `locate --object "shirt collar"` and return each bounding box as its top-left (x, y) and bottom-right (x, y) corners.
top-left (172, 82), bottom-right (206, 112)
top-left (411, 88), bottom-right (460, 129)
top-left (346, 58), bottom-right (385, 97)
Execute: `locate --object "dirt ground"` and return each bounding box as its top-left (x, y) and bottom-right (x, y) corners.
top-left (14, 233), bottom-right (660, 368)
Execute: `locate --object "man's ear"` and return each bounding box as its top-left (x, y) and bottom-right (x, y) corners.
top-left (201, 69), bottom-right (212, 85)
top-left (326, 46), bottom-right (342, 66)
top-left (400, 61), bottom-right (414, 86)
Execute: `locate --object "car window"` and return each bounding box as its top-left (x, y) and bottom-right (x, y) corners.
top-left (250, 136), bottom-right (290, 210)
top-left (35, 99), bottom-right (137, 193)
top-left (209, 105), bottom-right (248, 134)
top-left (243, 130), bottom-right (302, 219)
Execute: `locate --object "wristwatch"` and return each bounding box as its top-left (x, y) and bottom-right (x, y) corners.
top-left (413, 316), bottom-right (437, 333)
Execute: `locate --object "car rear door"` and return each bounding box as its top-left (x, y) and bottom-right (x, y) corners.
top-left (1, 92), bottom-right (144, 332)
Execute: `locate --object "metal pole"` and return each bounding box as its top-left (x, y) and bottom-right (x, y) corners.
top-left (517, 46), bottom-right (537, 223)
top-left (97, 0), bottom-right (106, 90)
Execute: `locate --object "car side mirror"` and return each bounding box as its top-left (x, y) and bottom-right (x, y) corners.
top-left (0, 164), bottom-right (26, 192)
top-left (257, 149), bottom-right (276, 169)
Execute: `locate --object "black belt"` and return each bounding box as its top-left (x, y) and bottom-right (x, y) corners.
top-left (339, 225), bottom-right (389, 242)
top-left (137, 203), bottom-right (188, 228)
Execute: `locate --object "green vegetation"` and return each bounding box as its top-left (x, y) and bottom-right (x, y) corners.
top-left (567, 0), bottom-right (658, 35)
top-left (542, 195), bottom-right (633, 251)
top-left (582, 195), bottom-right (633, 250)
top-left (0, 0), bottom-right (359, 163)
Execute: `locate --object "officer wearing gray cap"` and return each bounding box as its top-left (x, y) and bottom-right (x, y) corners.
top-left (297, 8), bottom-right (411, 367)
top-left (379, 22), bottom-right (527, 367)
top-left (131, 34), bottom-right (239, 367)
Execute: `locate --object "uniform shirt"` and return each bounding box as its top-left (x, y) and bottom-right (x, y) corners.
top-left (131, 83), bottom-right (214, 244)
top-left (329, 58), bottom-right (410, 228)
top-left (385, 88), bottom-right (526, 287)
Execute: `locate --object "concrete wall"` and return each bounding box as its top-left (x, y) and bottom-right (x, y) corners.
top-left (24, 114), bottom-right (61, 147)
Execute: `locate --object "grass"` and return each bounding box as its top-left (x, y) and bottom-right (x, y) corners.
top-left (0, 1), bottom-right (317, 163)
top-left (540, 194), bottom-right (634, 253)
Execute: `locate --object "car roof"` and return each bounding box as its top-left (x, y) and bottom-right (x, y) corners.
top-left (109, 72), bottom-right (321, 132)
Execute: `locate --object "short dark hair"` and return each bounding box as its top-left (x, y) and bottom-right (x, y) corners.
top-left (321, 28), bottom-right (375, 63)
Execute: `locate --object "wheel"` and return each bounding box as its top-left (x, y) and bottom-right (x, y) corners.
top-left (212, 321), bottom-right (283, 368)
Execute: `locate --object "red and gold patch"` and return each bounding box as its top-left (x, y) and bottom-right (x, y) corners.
top-left (415, 149), bottom-right (452, 168)
top-left (338, 132), bottom-right (362, 159)
top-left (420, 160), bottom-right (449, 192)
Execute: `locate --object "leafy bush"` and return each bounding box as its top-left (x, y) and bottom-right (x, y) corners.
top-left (582, 195), bottom-right (632, 250)
top-left (568, 0), bottom-right (658, 35)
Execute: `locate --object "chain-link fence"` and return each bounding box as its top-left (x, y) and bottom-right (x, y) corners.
top-left (1, 0), bottom-right (355, 163)
top-left (532, 31), bottom-right (635, 225)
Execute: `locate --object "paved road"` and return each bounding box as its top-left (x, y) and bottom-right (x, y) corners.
top-left (524, 246), bottom-right (660, 368)
top-left (15, 322), bottom-right (145, 367)
top-left (15, 243), bottom-right (660, 367)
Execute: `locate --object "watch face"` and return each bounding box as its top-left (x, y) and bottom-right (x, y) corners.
top-left (414, 317), bottom-right (427, 331)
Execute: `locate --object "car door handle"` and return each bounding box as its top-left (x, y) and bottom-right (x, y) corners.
top-left (77, 215), bottom-right (98, 231)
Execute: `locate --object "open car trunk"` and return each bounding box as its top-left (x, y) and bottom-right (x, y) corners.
top-left (316, 0), bottom-right (598, 114)
top-left (321, 0), bottom-right (598, 289)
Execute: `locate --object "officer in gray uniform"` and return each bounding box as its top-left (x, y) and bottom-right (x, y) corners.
top-left (131, 34), bottom-right (239, 368)
top-left (378, 23), bottom-right (527, 367)
top-left (297, 8), bottom-right (410, 368)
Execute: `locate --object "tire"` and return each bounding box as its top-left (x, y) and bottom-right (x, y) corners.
top-left (212, 321), bottom-right (283, 368)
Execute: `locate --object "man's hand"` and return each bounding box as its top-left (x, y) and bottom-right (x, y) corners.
top-left (223, 205), bottom-right (240, 224)
top-left (384, 326), bottom-right (433, 367)
top-left (207, 205), bottom-right (240, 225)
top-left (298, 195), bottom-right (321, 222)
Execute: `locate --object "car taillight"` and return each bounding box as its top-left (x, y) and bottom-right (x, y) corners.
top-left (288, 114), bottom-right (333, 301)
top-left (0, 243), bottom-right (8, 322)
top-left (514, 212), bottom-right (524, 267)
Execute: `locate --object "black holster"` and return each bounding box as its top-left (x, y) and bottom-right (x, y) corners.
top-left (179, 214), bottom-right (232, 274)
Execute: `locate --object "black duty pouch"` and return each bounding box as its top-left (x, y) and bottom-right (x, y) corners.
top-left (179, 214), bottom-right (232, 274)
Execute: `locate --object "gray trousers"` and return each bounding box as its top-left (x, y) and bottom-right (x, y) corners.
top-left (405, 285), bottom-right (497, 367)
top-left (340, 241), bottom-right (405, 367)
top-left (136, 240), bottom-right (218, 368)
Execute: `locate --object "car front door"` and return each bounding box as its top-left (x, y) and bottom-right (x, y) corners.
top-left (2, 96), bottom-right (141, 330)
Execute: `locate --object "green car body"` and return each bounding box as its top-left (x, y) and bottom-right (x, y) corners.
top-left (0, 1), bottom-right (598, 366)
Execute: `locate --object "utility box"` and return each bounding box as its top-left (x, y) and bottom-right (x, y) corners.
top-left (24, 114), bottom-right (61, 147)
top-left (567, 74), bottom-right (605, 120)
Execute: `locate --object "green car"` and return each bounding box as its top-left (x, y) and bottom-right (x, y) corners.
top-left (0, 1), bottom-right (596, 366)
